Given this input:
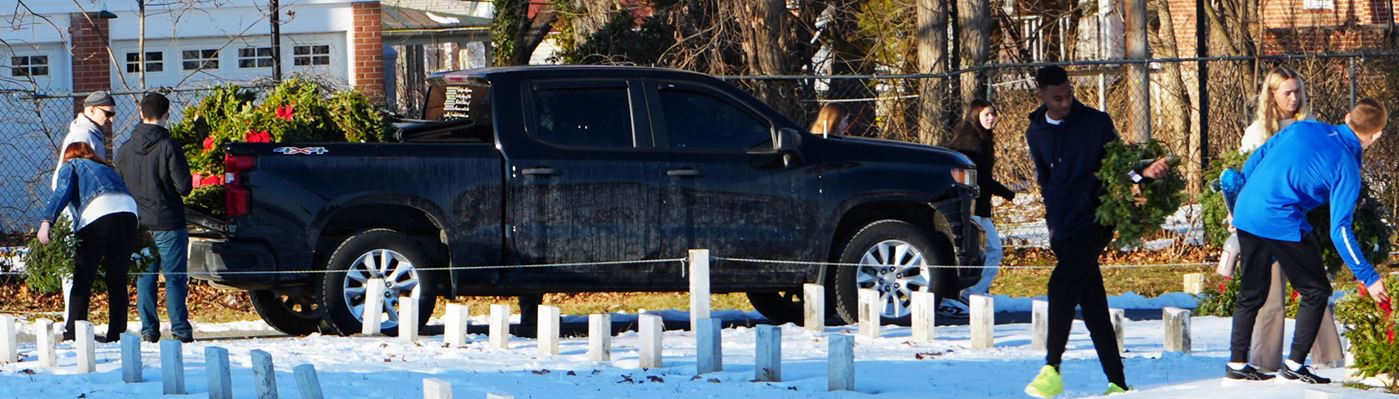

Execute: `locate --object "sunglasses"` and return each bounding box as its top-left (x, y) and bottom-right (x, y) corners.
top-left (101, 109), bottom-right (115, 118)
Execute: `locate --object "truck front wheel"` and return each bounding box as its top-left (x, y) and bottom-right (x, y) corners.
top-left (832, 219), bottom-right (952, 325)
top-left (321, 229), bottom-right (438, 335)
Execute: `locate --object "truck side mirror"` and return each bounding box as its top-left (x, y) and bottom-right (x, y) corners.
top-left (774, 127), bottom-right (802, 155)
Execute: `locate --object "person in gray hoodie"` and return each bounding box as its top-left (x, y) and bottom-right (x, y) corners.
top-left (114, 92), bottom-right (194, 343)
top-left (53, 91), bottom-right (116, 188)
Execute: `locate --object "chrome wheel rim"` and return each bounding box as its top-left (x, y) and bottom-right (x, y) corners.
top-left (855, 240), bottom-right (930, 318)
top-left (342, 249), bottom-right (420, 329)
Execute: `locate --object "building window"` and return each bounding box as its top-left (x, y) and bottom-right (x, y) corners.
top-left (1302, 0), bottom-right (1334, 9)
top-left (125, 51), bottom-right (164, 73)
top-left (293, 45), bottom-right (330, 66)
top-left (10, 55), bottom-right (49, 77)
top-left (182, 49), bottom-right (219, 70)
top-left (238, 47), bottom-right (274, 68)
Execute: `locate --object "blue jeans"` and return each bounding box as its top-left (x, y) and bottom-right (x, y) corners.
top-left (139, 229), bottom-right (192, 338)
top-left (964, 216), bottom-right (1003, 297)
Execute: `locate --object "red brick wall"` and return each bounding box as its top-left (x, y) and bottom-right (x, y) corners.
top-left (68, 13), bottom-right (111, 113)
top-left (1165, 0), bottom-right (1394, 54)
top-left (352, 2), bottom-right (384, 101)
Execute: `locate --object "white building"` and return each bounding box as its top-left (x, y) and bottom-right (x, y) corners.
top-left (0, 0), bottom-right (491, 233)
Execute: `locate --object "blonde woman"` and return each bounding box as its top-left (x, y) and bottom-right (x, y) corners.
top-left (1240, 66), bottom-right (1311, 152)
top-left (1228, 66), bottom-right (1343, 372)
top-left (808, 103), bottom-right (850, 137)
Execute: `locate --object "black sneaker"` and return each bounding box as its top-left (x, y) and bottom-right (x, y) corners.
top-left (141, 334), bottom-right (159, 343)
top-left (174, 334), bottom-right (195, 343)
top-left (1224, 365), bottom-right (1275, 380)
top-left (1279, 365), bottom-right (1331, 384)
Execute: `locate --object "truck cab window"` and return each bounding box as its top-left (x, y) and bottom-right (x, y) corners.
top-left (658, 87), bottom-right (770, 151)
top-left (531, 86), bottom-right (635, 148)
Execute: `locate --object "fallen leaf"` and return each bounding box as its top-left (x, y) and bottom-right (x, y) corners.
top-left (647, 375), bottom-right (664, 383)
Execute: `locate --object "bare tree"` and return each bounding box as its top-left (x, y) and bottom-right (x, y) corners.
top-left (737, 0), bottom-right (803, 118)
top-left (491, 0), bottom-right (557, 66)
top-left (1150, 0), bottom-right (1197, 194)
top-left (916, 0), bottom-right (951, 145)
top-left (957, 0), bottom-right (990, 103)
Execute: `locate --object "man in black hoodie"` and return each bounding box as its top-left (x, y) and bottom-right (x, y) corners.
top-left (1022, 66), bottom-right (1168, 397)
top-left (115, 93), bottom-right (195, 343)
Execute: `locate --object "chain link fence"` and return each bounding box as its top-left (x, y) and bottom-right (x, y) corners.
top-left (719, 53), bottom-right (1399, 248)
top-left (0, 88), bottom-right (215, 237)
top-left (3, 55), bottom-right (1398, 251)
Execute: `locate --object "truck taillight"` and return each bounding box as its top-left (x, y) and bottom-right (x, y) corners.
top-left (225, 153), bottom-right (255, 217)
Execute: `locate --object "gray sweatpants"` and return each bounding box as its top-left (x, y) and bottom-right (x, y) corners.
top-left (1249, 262), bottom-right (1344, 371)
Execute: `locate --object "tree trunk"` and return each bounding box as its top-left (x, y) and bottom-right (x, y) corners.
top-left (1121, 0), bottom-right (1150, 143)
top-left (568, 0), bottom-right (616, 43)
top-left (957, 0), bottom-right (990, 103)
top-left (490, 0), bottom-right (557, 66)
top-left (916, 0), bottom-right (951, 145)
top-left (1151, 0), bottom-right (1198, 195)
top-left (738, 0), bottom-right (802, 119)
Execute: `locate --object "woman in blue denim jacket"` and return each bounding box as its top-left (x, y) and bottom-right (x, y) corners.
top-left (37, 142), bottom-right (140, 342)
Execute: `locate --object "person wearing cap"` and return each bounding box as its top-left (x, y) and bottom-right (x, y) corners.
top-left (65, 91), bottom-right (116, 159)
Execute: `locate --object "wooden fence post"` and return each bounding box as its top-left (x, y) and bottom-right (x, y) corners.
top-left (120, 332), bottom-right (142, 383)
top-left (803, 284), bottom-right (825, 332)
top-left (35, 318), bottom-right (55, 368)
top-left (294, 364), bottom-right (325, 399)
top-left (696, 317), bottom-right (722, 374)
top-left (1031, 300), bottom-right (1048, 351)
top-left (639, 313), bottom-right (663, 369)
top-left (362, 279), bottom-right (386, 336)
top-left (857, 288), bottom-right (880, 338)
top-left (538, 305), bottom-right (560, 356)
top-left (206, 346), bottom-right (233, 399)
top-left (423, 378), bottom-right (451, 399)
top-left (251, 349), bottom-right (279, 399)
top-left (828, 334), bottom-right (854, 391)
top-left (912, 291), bottom-right (936, 343)
top-left (1163, 307), bottom-right (1192, 353)
top-left (444, 303), bottom-right (468, 347)
top-left (755, 325), bottom-right (782, 382)
top-left (160, 339), bottom-right (185, 394)
top-left (970, 295), bottom-right (995, 349)
top-left (74, 320), bottom-right (95, 373)
top-left (489, 304), bottom-right (511, 350)
top-left (588, 313), bottom-right (611, 362)
top-left (689, 249), bottom-right (711, 331)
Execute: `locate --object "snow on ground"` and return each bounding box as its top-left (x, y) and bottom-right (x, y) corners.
top-left (1, 311), bottom-right (1391, 398)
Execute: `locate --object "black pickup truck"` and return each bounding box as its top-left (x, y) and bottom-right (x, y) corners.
top-left (190, 66), bottom-right (984, 335)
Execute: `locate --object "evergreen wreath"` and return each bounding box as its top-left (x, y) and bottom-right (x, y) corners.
top-left (1094, 139), bottom-right (1187, 248)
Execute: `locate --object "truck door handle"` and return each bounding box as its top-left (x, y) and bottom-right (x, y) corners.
top-left (666, 168), bottom-right (701, 178)
top-left (522, 166), bottom-right (556, 176)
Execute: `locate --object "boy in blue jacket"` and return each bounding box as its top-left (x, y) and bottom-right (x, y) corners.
top-left (1225, 98), bottom-right (1391, 384)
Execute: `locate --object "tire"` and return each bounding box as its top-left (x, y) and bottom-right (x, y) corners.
top-left (321, 229), bottom-right (438, 336)
top-left (249, 288), bottom-right (336, 336)
top-left (747, 287), bottom-right (840, 326)
top-left (832, 219), bottom-right (952, 325)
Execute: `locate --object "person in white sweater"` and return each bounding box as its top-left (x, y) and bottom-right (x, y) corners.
top-left (1224, 66), bottom-right (1343, 371)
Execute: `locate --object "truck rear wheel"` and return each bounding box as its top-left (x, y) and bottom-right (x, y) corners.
top-left (746, 287), bottom-right (843, 326)
top-left (321, 229), bottom-right (438, 336)
top-left (249, 288), bottom-right (335, 336)
top-left (832, 219), bottom-right (951, 325)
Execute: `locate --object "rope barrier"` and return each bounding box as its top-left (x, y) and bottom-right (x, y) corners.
top-left (712, 256), bottom-right (1212, 270)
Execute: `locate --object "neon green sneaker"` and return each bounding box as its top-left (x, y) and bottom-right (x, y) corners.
top-left (1024, 365), bottom-right (1064, 398)
top-left (1104, 382), bottom-right (1129, 395)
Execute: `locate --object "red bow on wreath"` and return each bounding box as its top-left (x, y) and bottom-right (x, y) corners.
top-left (275, 104), bottom-right (295, 122)
top-left (245, 130), bottom-right (272, 143)
top-left (202, 136), bottom-right (217, 152)
top-left (1218, 276), bottom-right (1231, 294)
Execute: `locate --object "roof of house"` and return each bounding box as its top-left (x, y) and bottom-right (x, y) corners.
top-left (382, 4), bottom-right (491, 33)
